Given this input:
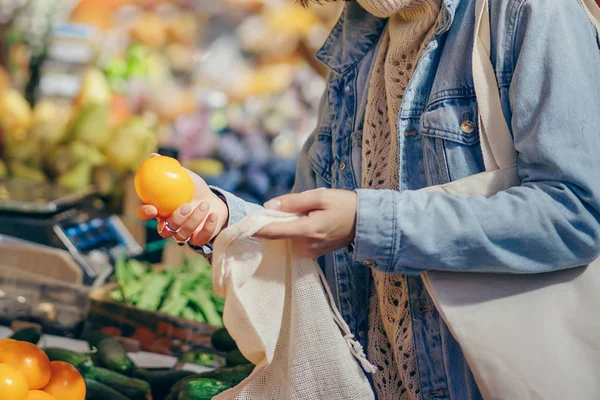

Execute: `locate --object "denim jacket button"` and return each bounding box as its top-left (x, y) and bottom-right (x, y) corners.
top-left (358, 331), bottom-right (366, 339)
top-left (344, 85), bottom-right (351, 94)
top-left (363, 260), bottom-right (375, 267)
top-left (339, 161), bottom-right (346, 170)
top-left (460, 120), bottom-right (475, 134)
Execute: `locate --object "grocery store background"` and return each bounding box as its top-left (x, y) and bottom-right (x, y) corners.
top-left (0, 0), bottom-right (341, 264)
top-left (0, 0), bottom-right (343, 343)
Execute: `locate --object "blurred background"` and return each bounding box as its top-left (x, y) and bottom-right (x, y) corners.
top-left (0, 0), bottom-right (341, 209)
top-left (0, 0), bottom-right (342, 353)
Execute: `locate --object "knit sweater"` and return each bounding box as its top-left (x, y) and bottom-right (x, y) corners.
top-left (356, 0), bottom-right (442, 399)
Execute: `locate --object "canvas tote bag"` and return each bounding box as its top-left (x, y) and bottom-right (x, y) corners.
top-left (421, 0), bottom-right (600, 399)
top-left (211, 209), bottom-right (376, 400)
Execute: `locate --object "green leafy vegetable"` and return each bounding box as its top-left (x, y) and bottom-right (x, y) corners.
top-left (109, 254), bottom-right (224, 326)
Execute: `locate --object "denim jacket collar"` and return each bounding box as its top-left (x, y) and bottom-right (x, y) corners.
top-left (316, 0), bottom-right (461, 75)
top-left (315, 2), bottom-right (386, 75)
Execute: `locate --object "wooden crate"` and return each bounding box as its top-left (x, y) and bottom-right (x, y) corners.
top-left (85, 283), bottom-right (218, 357)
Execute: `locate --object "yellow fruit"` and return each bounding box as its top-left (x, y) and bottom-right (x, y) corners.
top-left (0, 341), bottom-right (52, 390)
top-left (0, 66), bottom-right (10, 93)
top-left (130, 13), bottom-right (166, 49)
top-left (75, 69), bottom-right (111, 109)
top-left (0, 363), bottom-right (29, 400)
top-left (134, 156), bottom-right (194, 217)
top-left (25, 390), bottom-right (57, 400)
top-left (184, 159), bottom-right (225, 177)
top-left (0, 89), bottom-right (32, 140)
top-left (31, 100), bottom-right (70, 147)
top-left (0, 338), bottom-right (16, 353)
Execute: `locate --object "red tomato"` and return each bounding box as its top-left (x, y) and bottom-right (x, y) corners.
top-left (0, 341), bottom-right (51, 390)
top-left (41, 361), bottom-right (85, 400)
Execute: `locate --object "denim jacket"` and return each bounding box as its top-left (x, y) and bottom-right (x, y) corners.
top-left (206, 0), bottom-right (600, 398)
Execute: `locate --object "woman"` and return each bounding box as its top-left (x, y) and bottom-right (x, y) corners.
top-left (138, 0), bottom-right (600, 398)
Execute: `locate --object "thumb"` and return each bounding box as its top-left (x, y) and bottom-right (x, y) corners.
top-left (264, 189), bottom-right (327, 213)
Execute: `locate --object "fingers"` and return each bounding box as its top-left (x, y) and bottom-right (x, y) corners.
top-left (158, 203), bottom-right (193, 238)
top-left (254, 218), bottom-right (310, 240)
top-left (174, 202), bottom-right (210, 242)
top-left (190, 212), bottom-right (219, 245)
top-left (263, 189), bottom-right (327, 213)
top-left (136, 204), bottom-right (158, 221)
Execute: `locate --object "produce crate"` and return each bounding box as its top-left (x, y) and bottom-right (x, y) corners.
top-left (85, 283), bottom-right (219, 357)
top-left (0, 241), bottom-right (83, 284)
top-left (0, 263), bottom-right (90, 337)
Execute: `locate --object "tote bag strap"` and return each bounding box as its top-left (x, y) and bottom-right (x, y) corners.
top-left (472, 0), bottom-right (517, 171)
top-left (473, 0), bottom-right (600, 171)
top-left (579, 0), bottom-right (600, 35)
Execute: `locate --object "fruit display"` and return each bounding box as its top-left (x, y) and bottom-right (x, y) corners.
top-left (0, 330), bottom-right (86, 400)
top-left (0, 325), bottom-right (254, 400)
top-left (109, 254), bottom-right (225, 327)
top-left (0, 0), bottom-right (340, 215)
top-left (0, 69), bottom-right (158, 208)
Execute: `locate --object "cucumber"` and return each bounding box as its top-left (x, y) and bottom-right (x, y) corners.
top-left (84, 378), bottom-right (131, 400)
top-left (225, 349), bottom-right (251, 367)
top-left (43, 347), bottom-right (93, 372)
top-left (181, 350), bottom-right (222, 368)
top-left (83, 366), bottom-right (150, 400)
top-left (133, 368), bottom-right (195, 399)
top-left (177, 378), bottom-right (232, 400)
top-left (171, 364), bottom-right (254, 394)
top-left (210, 328), bottom-right (237, 352)
top-left (85, 331), bottom-right (134, 375)
top-left (10, 327), bottom-right (42, 344)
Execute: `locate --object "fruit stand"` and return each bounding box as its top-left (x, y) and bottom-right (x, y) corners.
top-left (0, 0), bottom-right (342, 399)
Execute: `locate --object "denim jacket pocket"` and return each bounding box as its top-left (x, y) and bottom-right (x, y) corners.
top-left (420, 94), bottom-right (485, 183)
top-left (308, 131), bottom-right (333, 187)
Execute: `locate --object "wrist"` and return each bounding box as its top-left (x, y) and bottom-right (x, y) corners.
top-left (212, 191), bottom-right (229, 233)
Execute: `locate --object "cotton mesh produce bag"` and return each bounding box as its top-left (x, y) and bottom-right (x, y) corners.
top-left (211, 209), bottom-right (376, 400)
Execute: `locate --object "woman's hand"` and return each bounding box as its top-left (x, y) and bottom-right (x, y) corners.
top-left (136, 156), bottom-right (229, 246)
top-left (255, 189), bottom-right (357, 259)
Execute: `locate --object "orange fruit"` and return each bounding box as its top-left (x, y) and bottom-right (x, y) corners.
top-left (25, 390), bottom-right (57, 400)
top-left (0, 341), bottom-right (51, 390)
top-left (0, 363), bottom-right (29, 400)
top-left (41, 361), bottom-right (85, 400)
top-left (134, 155), bottom-right (194, 217)
top-left (0, 338), bottom-right (16, 353)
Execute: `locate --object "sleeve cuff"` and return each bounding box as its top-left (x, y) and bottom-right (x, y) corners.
top-left (353, 189), bottom-right (399, 273)
top-left (188, 243), bottom-right (213, 263)
top-left (209, 186), bottom-right (249, 227)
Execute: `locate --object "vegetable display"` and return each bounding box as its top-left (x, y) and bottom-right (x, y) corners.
top-left (83, 331), bottom-right (135, 375)
top-left (0, 71), bottom-right (158, 198)
top-left (1, 322), bottom-right (255, 400)
top-left (109, 255), bottom-right (224, 328)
